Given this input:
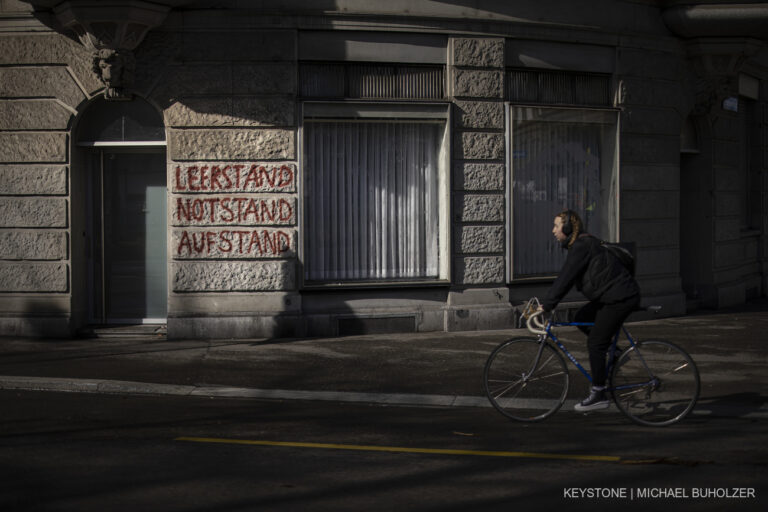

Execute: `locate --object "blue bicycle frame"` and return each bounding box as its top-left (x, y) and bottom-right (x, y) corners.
top-left (543, 321), bottom-right (645, 388)
top-left (488, 303), bottom-right (696, 425)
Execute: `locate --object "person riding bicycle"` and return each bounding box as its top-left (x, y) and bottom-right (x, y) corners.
top-left (539, 210), bottom-right (640, 412)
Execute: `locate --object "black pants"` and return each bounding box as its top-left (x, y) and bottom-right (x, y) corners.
top-left (574, 295), bottom-right (640, 387)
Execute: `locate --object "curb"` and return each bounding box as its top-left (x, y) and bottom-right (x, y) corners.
top-left (0, 375), bottom-right (489, 408)
top-left (2, 375), bottom-right (767, 420)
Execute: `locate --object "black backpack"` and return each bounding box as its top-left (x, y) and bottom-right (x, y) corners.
top-left (601, 240), bottom-right (636, 276)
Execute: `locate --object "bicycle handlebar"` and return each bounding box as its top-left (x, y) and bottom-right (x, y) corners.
top-left (526, 309), bottom-right (549, 335)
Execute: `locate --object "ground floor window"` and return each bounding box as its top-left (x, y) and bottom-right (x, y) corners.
top-left (303, 103), bottom-right (449, 284)
top-left (509, 106), bottom-right (619, 279)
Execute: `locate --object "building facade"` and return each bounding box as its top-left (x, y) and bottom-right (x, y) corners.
top-left (1, 0), bottom-right (767, 339)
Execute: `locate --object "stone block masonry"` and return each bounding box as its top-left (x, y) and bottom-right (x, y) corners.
top-left (171, 162), bottom-right (296, 193)
top-left (450, 37), bottom-right (506, 286)
top-left (0, 231), bottom-right (67, 261)
top-left (455, 194), bottom-right (504, 223)
top-left (455, 225), bottom-right (505, 255)
top-left (172, 228), bottom-right (295, 260)
top-left (164, 97), bottom-right (295, 128)
top-left (0, 166), bottom-right (68, 196)
top-left (0, 33), bottom-right (102, 95)
top-left (170, 161), bottom-right (297, 292)
top-left (451, 37), bottom-right (505, 68)
top-left (0, 263), bottom-right (68, 292)
top-left (0, 33), bottom-right (83, 327)
top-left (454, 163), bottom-right (505, 192)
top-left (0, 67), bottom-right (86, 112)
top-left (172, 260), bottom-right (295, 292)
top-left (173, 195), bottom-right (295, 226)
top-left (0, 133), bottom-right (68, 164)
top-left (169, 129), bottom-right (295, 161)
top-left (0, 198), bottom-right (68, 228)
top-left (453, 69), bottom-right (504, 99)
top-left (0, 100), bottom-right (73, 131)
top-left (161, 25), bottom-right (301, 338)
top-left (454, 100), bottom-right (504, 130)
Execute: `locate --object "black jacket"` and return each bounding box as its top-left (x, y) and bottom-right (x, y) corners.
top-left (542, 234), bottom-right (640, 312)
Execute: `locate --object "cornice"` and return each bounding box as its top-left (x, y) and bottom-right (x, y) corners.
top-left (663, 2), bottom-right (768, 39)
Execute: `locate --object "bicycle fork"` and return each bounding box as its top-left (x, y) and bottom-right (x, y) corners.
top-left (520, 336), bottom-right (549, 384)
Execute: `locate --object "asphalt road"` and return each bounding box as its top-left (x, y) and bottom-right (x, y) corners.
top-left (2, 302), bottom-right (767, 510)
top-left (1, 389), bottom-right (765, 512)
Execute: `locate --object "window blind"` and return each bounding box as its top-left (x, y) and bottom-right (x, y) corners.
top-left (304, 121), bottom-right (441, 281)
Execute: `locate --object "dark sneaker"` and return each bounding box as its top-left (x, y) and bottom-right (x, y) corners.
top-left (574, 388), bottom-right (610, 412)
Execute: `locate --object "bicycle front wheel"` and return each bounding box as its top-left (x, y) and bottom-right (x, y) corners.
top-left (611, 340), bottom-right (700, 427)
top-left (483, 337), bottom-right (569, 422)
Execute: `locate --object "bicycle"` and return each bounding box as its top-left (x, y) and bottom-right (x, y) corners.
top-left (483, 299), bottom-right (700, 426)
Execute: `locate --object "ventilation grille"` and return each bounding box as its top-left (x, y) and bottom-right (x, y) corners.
top-left (507, 68), bottom-right (612, 107)
top-left (300, 62), bottom-right (445, 100)
top-left (336, 316), bottom-right (417, 336)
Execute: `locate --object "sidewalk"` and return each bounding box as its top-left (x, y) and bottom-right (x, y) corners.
top-left (1, 300), bottom-right (767, 419)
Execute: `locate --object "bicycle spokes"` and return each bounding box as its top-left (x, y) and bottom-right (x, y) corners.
top-left (484, 310), bottom-right (700, 426)
top-left (483, 338), bottom-right (569, 422)
top-left (610, 340), bottom-right (699, 427)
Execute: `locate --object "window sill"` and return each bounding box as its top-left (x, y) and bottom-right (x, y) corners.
top-left (508, 276), bottom-right (557, 285)
top-left (301, 280), bottom-right (451, 291)
top-left (740, 229), bottom-right (761, 238)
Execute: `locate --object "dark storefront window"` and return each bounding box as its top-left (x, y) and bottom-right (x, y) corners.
top-left (302, 103), bottom-right (449, 284)
top-left (509, 106), bottom-right (618, 279)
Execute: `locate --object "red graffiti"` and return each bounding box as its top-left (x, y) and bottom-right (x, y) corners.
top-left (177, 230), bottom-right (291, 256)
top-left (175, 197), bottom-right (294, 224)
top-left (174, 164), bottom-right (294, 192)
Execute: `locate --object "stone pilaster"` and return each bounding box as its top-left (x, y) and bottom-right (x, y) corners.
top-left (449, 37), bottom-right (506, 286)
top-left (445, 37), bottom-right (512, 331)
top-left (616, 43), bottom-right (687, 316)
top-left (0, 34), bottom-right (77, 315)
top-left (165, 28), bottom-right (300, 339)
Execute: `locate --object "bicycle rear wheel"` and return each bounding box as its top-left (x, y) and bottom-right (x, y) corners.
top-left (610, 339), bottom-right (699, 426)
top-left (483, 337), bottom-right (569, 422)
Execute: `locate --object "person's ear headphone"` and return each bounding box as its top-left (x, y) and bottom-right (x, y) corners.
top-left (562, 210), bottom-right (575, 237)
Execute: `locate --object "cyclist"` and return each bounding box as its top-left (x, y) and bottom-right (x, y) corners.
top-left (539, 210), bottom-right (640, 412)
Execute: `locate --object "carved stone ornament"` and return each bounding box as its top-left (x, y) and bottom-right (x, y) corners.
top-left (92, 48), bottom-right (136, 100)
top-left (691, 74), bottom-right (736, 116)
top-left (685, 39), bottom-right (762, 116)
top-left (663, 3), bottom-right (768, 39)
top-left (52, 1), bottom-right (170, 100)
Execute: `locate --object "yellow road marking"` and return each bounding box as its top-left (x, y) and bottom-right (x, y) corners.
top-left (175, 436), bottom-right (621, 463)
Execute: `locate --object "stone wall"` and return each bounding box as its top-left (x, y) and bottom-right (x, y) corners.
top-left (1, 2), bottom-right (765, 339)
top-left (0, 19), bottom-right (92, 334)
top-left (159, 26), bottom-right (300, 338)
top-left (678, 44), bottom-right (767, 309)
top-left (447, 37), bottom-right (513, 330)
top-left (761, 85), bottom-right (768, 298)
top-left (703, 98), bottom-right (764, 307)
top-left (450, 37), bottom-right (506, 287)
top-left (617, 43), bottom-right (687, 314)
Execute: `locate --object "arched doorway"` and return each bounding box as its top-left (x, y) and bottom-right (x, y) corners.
top-left (75, 97), bottom-right (167, 324)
